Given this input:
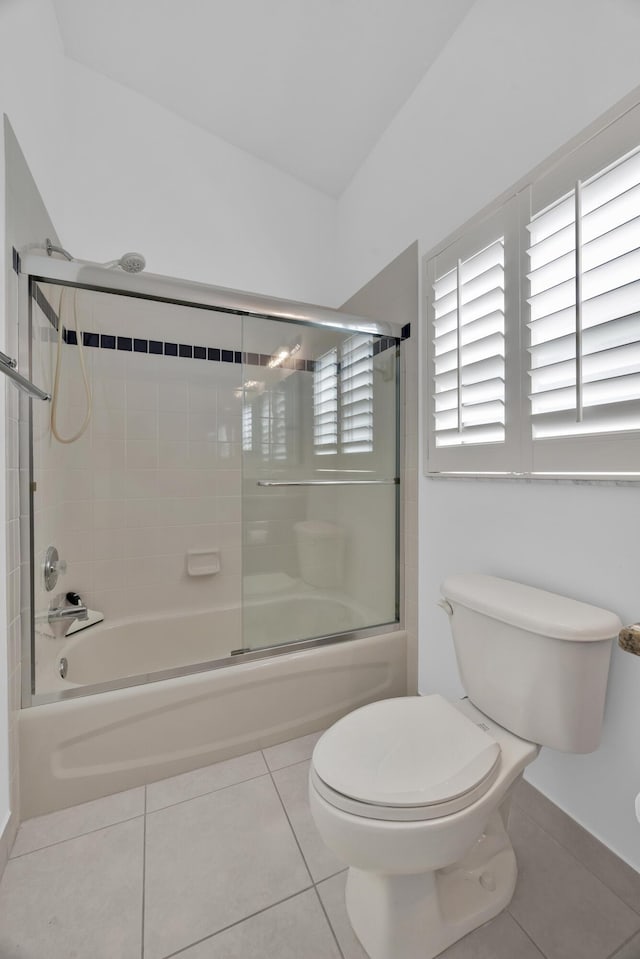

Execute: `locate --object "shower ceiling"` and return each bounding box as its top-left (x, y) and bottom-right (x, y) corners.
top-left (51, 0), bottom-right (475, 196)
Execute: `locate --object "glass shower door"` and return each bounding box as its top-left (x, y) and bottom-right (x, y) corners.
top-left (240, 314), bottom-right (399, 651)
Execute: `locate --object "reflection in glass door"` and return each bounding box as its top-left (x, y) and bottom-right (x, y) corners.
top-left (240, 315), bottom-right (399, 651)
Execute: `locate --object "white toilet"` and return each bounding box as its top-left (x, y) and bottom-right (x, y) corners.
top-left (308, 574), bottom-right (622, 959)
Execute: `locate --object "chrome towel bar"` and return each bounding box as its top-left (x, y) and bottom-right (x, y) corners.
top-left (256, 478), bottom-right (399, 487)
top-left (0, 351), bottom-right (50, 401)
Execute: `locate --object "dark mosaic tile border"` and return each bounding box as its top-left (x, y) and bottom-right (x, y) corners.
top-left (32, 282), bottom-right (399, 371)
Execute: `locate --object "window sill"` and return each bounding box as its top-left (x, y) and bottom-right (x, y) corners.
top-left (424, 471), bottom-right (640, 486)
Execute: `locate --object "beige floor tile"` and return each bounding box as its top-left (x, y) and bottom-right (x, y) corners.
top-left (316, 871), bottom-right (368, 959)
top-left (610, 930), bottom-right (640, 959)
top-left (146, 750), bottom-right (267, 812)
top-left (508, 805), bottom-right (640, 959)
top-left (175, 889), bottom-right (342, 958)
top-left (10, 786), bottom-right (145, 857)
top-left (513, 780), bottom-right (640, 915)
top-left (0, 818), bottom-right (143, 959)
top-left (437, 911), bottom-right (544, 958)
top-left (272, 759), bottom-right (347, 881)
top-left (143, 774), bottom-right (311, 959)
top-left (263, 730), bottom-right (325, 771)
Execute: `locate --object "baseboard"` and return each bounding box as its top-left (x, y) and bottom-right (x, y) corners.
top-left (0, 809), bottom-right (18, 882)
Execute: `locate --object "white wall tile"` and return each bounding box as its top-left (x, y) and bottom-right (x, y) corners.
top-left (159, 381), bottom-right (188, 413)
top-left (126, 440), bottom-right (158, 470)
top-left (159, 411), bottom-right (188, 442)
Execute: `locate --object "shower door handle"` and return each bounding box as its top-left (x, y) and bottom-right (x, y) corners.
top-left (256, 479), bottom-right (399, 486)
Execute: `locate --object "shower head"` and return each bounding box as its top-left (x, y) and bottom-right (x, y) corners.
top-left (42, 239), bottom-right (146, 274)
top-left (117, 252), bottom-right (146, 274)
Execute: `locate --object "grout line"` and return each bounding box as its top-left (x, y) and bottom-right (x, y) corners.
top-left (606, 927), bottom-right (640, 959)
top-left (312, 884), bottom-right (346, 959)
top-left (159, 886), bottom-right (315, 959)
top-left (264, 752), bottom-right (315, 887)
top-left (315, 866), bottom-right (348, 884)
top-left (146, 766), bottom-right (271, 816)
top-left (9, 810), bottom-right (146, 860)
top-left (141, 785), bottom-right (147, 959)
top-left (506, 909), bottom-right (549, 958)
top-left (512, 801), bottom-right (640, 916)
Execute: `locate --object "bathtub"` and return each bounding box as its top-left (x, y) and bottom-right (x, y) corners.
top-left (20, 615), bottom-right (408, 817)
top-left (35, 591), bottom-right (368, 692)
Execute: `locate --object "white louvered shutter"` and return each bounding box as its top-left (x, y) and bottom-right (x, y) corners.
top-left (340, 333), bottom-right (374, 453)
top-left (527, 143), bottom-right (640, 471)
top-left (425, 198), bottom-right (520, 473)
top-left (433, 239), bottom-right (506, 447)
top-left (313, 348), bottom-right (338, 454)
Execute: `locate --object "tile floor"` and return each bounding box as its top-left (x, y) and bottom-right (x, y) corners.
top-left (1, 730), bottom-right (639, 959)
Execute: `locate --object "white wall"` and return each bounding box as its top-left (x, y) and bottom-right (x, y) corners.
top-left (335, 0), bottom-right (640, 303)
top-left (336, 0), bottom-right (640, 870)
top-left (1, 1), bottom-right (338, 309)
top-left (56, 60), bottom-right (338, 304)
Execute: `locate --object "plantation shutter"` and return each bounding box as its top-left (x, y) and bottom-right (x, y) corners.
top-left (432, 239), bottom-right (506, 447)
top-left (527, 135), bottom-right (640, 472)
top-left (314, 347), bottom-right (338, 454)
top-left (340, 333), bottom-right (373, 453)
top-left (425, 198), bottom-right (520, 473)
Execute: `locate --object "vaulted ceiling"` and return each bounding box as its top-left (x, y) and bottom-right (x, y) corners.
top-left (52, 0), bottom-right (475, 196)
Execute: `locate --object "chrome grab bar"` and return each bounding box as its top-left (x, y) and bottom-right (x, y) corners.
top-left (0, 351), bottom-right (50, 402)
top-left (256, 478), bottom-right (399, 487)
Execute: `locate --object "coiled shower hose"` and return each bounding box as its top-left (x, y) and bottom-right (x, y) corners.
top-left (50, 286), bottom-right (92, 443)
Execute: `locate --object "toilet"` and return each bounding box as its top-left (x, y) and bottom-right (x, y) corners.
top-left (308, 574), bottom-right (622, 959)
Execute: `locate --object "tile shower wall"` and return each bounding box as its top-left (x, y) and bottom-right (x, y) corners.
top-left (31, 289), bottom-right (244, 657)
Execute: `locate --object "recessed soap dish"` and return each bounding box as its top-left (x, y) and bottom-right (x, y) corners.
top-left (187, 549), bottom-right (221, 577)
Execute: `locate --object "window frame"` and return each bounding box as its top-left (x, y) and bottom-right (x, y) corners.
top-left (424, 197), bottom-right (523, 474)
top-left (423, 97), bottom-right (640, 480)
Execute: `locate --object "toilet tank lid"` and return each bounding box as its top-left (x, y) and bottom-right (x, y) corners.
top-left (441, 574), bottom-right (622, 642)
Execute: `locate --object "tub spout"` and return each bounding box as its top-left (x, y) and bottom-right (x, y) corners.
top-left (48, 603), bottom-right (88, 632)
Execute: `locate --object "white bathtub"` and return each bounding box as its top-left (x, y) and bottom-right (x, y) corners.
top-left (58, 609), bottom-right (234, 687)
top-left (36, 592), bottom-right (368, 692)
top-left (21, 620), bottom-right (408, 818)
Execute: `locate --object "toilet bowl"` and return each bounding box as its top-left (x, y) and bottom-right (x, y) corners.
top-left (308, 574), bottom-right (621, 959)
top-left (309, 695), bottom-right (538, 959)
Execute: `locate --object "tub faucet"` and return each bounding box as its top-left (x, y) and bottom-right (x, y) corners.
top-left (47, 600), bottom-right (88, 637)
top-left (48, 603), bottom-right (88, 625)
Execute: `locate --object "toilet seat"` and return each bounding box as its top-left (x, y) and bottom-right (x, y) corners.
top-left (311, 695), bottom-right (502, 822)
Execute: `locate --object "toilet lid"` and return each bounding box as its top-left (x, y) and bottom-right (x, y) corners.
top-left (312, 695), bottom-right (501, 809)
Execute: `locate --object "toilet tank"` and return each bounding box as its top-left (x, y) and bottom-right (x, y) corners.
top-left (294, 521), bottom-right (346, 589)
top-left (440, 574), bottom-right (622, 753)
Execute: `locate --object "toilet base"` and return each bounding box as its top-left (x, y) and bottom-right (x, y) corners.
top-left (345, 811), bottom-right (517, 959)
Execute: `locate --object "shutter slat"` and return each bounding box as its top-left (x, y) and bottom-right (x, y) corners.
top-left (531, 399), bottom-right (640, 438)
top-left (581, 147), bottom-right (640, 216)
top-left (434, 423), bottom-right (505, 446)
top-left (527, 220), bottom-right (574, 273)
top-left (462, 353), bottom-right (505, 386)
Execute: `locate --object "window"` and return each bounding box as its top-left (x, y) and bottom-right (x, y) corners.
top-left (432, 238), bottom-right (506, 448)
top-left (424, 100), bottom-right (640, 478)
top-left (340, 333), bottom-right (374, 454)
top-left (313, 347), bottom-right (338, 454)
top-left (313, 334), bottom-right (374, 456)
top-left (425, 199), bottom-right (520, 473)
